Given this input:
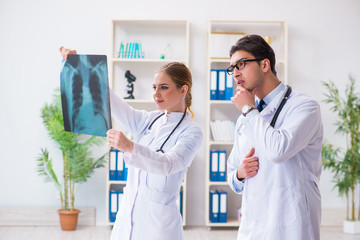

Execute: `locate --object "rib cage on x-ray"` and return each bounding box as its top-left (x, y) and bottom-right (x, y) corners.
top-left (60, 55), bottom-right (111, 137)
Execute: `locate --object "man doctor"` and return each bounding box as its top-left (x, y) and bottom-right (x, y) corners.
top-left (227, 35), bottom-right (323, 240)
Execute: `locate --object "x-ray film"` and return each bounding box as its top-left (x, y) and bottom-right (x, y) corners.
top-left (60, 54), bottom-right (111, 137)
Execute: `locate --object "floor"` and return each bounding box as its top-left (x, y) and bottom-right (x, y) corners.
top-left (0, 226), bottom-right (360, 240)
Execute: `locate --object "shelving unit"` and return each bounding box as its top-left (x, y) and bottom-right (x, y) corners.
top-left (205, 20), bottom-right (288, 228)
top-left (106, 19), bottom-right (190, 226)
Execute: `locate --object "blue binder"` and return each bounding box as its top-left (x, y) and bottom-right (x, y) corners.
top-left (225, 74), bottom-right (233, 101)
top-left (109, 190), bottom-right (118, 222)
top-left (217, 70), bottom-right (226, 100)
top-left (116, 150), bottom-right (124, 180)
top-left (123, 161), bottom-right (128, 181)
top-left (210, 69), bottom-right (218, 100)
top-left (209, 190), bottom-right (219, 222)
top-left (219, 191), bottom-right (228, 223)
top-left (210, 150), bottom-right (219, 181)
top-left (218, 151), bottom-right (227, 182)
top-left (109, 149), bottom-right (117, 181)
top-left (176, 191), bottom-right (183, 216)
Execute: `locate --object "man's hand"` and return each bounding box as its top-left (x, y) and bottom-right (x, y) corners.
top-left (106, 129), bottom-right (134, 153)
top-left (237, 147), bottom-right (259, 180)
top-left (231, 85), bottom-right (256, 111)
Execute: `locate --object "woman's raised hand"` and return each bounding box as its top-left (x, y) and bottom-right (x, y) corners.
top-left (59, 46), bottom-right (77, 60)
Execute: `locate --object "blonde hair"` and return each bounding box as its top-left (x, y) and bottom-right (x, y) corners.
top-left (158, 62), bottom-right (194, 118)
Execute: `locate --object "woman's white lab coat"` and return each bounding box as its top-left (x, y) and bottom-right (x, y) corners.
top-left (227, 85), bottom-right (323, 240)
top-left (109, 92), bottom-right (203, 240)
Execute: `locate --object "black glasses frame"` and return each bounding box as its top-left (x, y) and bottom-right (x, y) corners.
top-left (226, 58), bottom-right (263, 75)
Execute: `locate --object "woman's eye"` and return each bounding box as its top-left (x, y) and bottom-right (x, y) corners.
top-left (152, 86), bottom-right (156, 91)
top-left (161, 86), bottom-right (168, 90)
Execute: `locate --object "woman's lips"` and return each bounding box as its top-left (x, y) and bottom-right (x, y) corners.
top-left (155, 100), bottom-right (164, 104)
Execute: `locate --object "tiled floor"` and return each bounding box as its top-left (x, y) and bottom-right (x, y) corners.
top-left (0, 225), bottom-right (360, 240)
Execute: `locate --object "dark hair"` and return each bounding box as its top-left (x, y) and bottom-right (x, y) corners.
top-left (158, 62), bottom-right (194, 117)
top-left (229, 34), bottom-right (277, 76)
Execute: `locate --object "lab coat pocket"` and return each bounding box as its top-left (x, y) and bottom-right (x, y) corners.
top-left (148, 201), bottom-right (180, 240)
top-left (268, 187), bottom-right (297, 228)
top-left (146, 173), bottom-right (167, 192)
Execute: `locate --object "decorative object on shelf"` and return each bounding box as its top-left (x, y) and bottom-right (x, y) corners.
top-left (118, 42), bottom-right (144, 59)
top-left (209, 32), bottom-right (246, 59)
top-left (160, 43), bottom-right (173, 59)
top-left (262, 36), bottom-right (276, 45)
top-left (36, 88), bottom-right (106, 231)
top-left (321, 76), bottom-right (360, 234)
top-left (124, 70), bottom-right (136, 99)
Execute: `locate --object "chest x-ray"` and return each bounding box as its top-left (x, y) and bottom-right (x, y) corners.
top-left (60, 54), bottom-right (111, 137)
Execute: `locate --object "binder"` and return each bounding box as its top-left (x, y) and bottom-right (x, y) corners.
top-left (219, 191), bottom-right (228, 222)
top-left (117, 191), bottom-right (123, 216)
top-left (123, 161), bottom-right (128, 181)
top-left (218, 70), bottom-right (226, 100)
top-left (176, 191), bottom-right (183, 215)
top-left (210, 150), bottom-right (219, 181)
top-left (116, 151), bottom-right (124, 181)
top-left (210, 70), bottom-right (218, 100)
top-left (209, 190), bottom-right (219, 222)
top-left (218, 151), bottom-right (227, 181)
top-left (109, 149), bottom-right (117, 181)
top-left (225, 74), bottom-right (233, 101)
top-left (109, 190), bottom-right (118, 222)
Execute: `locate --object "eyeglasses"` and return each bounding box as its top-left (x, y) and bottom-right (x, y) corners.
top-left (226, 58), bottom-right (263, 75)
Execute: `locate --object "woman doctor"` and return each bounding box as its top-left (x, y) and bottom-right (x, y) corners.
top-left (60, 47), bottom-right (203, 240)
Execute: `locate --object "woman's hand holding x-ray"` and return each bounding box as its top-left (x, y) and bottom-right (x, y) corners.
top-left (107, 129), bottom-right (134, 153)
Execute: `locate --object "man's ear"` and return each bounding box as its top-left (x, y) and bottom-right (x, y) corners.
top-left (262, 59), bottom-right (271, 73)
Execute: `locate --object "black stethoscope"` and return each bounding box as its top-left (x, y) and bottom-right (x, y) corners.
top-left (146, 110), bottom-right (187, 153)
top-left (269, 85), bottom-right (292, 127)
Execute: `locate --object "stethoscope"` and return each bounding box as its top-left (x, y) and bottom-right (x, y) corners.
top-left (269, 85), bottom-right (292, 127)
top-left (145, 110), bottom-right (187, 153)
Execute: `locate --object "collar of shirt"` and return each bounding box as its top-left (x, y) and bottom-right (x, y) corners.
top-left (256, 82), bottom-right (286, 108)
top-left (162, 110), bottom-right (187, 124)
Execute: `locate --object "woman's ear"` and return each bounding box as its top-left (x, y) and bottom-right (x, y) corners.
top-left (181, 85), bottom-right (189, 96)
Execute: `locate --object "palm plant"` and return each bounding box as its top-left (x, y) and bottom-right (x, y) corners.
top-left (37, 88), bottom-right (106, 211)
top-left (322, 76), bottom-right (360, 221)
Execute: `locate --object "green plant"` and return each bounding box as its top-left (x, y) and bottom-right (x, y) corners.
top-left (322, 76), bottom-right (360, 221)
top-left (37, 88), bottom-right (106, 211)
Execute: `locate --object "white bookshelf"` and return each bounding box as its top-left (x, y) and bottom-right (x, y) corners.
top-left (205, 20), bottom-right (288, 228)
top-left (106, 19), bottom-right (190, 226)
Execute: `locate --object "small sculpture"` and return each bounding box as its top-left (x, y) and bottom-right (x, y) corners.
top-left (124, 70), bottom-right (136, 99)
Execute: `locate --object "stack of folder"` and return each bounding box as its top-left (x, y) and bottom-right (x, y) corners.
top-left (210, 69), bottom-right (233, 100)
top-left (209, 190), bottom-right (228, 223)
top-left (109, 149), bottom-right (128, 181)
top-left (109, 190), bottom-right (123, 222)
top-left (210, 150), bottom-right (227, 182)
top-left (210, 120), bottom-right (235, 142)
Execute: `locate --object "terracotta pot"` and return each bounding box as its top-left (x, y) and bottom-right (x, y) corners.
top-left (57, 209), bottom-right (80, 231)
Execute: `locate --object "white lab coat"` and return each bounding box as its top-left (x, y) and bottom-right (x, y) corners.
top-left (227, 85), bottom-right (323, 240)
top-left (109, 91), bottom-right (203, 240)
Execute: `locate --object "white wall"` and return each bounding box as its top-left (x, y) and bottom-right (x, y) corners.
top-left (1, 0), bottom-right (359, 225)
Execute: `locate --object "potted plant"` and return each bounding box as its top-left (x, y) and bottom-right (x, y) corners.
top-left (36, 88), bottom-right (106, 231)
top-left (321, 76), bottom-right (360, 234)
